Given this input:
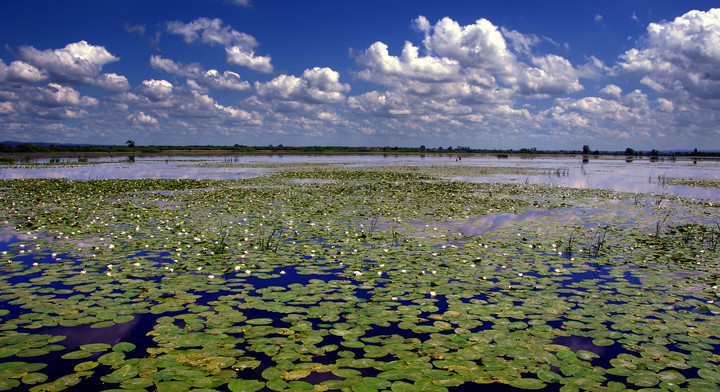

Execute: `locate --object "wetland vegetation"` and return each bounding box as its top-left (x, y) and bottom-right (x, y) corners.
top-left (0, 160), bottom-right (719, 392)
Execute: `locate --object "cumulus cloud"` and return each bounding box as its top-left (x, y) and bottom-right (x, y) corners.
top-left (138, 79), bottom-right (174, 102)
top-left (150, 55), bottom-right (250, 90)
top-left (33, 83), bottom-right (98, 107)
top-left (166, 17), bottom-right (257, 47)
top-left (356, 15), bottom-right (583, 103)
top-left (16, 41), bottom-right (129, 91)
top-left (516, 54), bottom-right (583, 97)
top-left (421, 16), bottom-right (518, 77)
top-left (130, 111), bottom-right (159, 125)
top-left (600, 84), bottom-right (623, 98)
top-left (255, 67), bottom-right (350, 104)
top-left (225, 46), bottom-right (273, 73)
top-left (356, 41), bottom-right (461, 84)
top-left (347, 90), bottom-right (410, 116)
top-left (166, 17), bottom-right (272, 73)
top-left (617, 8), bottom-right (720, 101)
top-left (0, 60), bottom-right (47, 83)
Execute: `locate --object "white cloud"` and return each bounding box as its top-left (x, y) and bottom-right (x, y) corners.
top-left (225, 46), bottom-right (273, 73)
top-left (95, 73), bottom-right (130, 92)
top-left (138, 79), bottom-right (174, 102)
top-left (594, 14), bottom-right (604, 24)
top-left (150, 55), bottom-right (251, 90)
top-left (166, 18), bottom-right (273, 73)
top-left (618, 9), bottom-right (720, 101)
top-left (501, 28), bottom-right (540, 56)
top-left (348, 90), bottom-right (409, 116)
top-left (130, 111), bottom-right (159, 125)
top-left (0, 60), bottom-right (47, 83)
top-left (363, 16), bottom-right (582, 98)
top-left (255, 67), bottom-right (350, 104)
top-left (516, 54), bottom-right (583, 97)
top-left (421, 16), bottom-right (518, 78)
top-left (33, 83), bottom-right (98, 107)
top-left (600, 84), bottom-right (622, 98)
top-left (166, 17), bottom-right (257, 48)
top-left (16, 41), bottom-right (128, 91)
top-left (356, 41), bottom-right (461, 84)
top-left (656, 98), bottom-right (674, 112)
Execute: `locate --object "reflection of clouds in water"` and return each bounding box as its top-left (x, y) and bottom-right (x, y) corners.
top-left (0, 164), bottom-right (267, 180)
top-left (411, 210), bottom-right (554, 236)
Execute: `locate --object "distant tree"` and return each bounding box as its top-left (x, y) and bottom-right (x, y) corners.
top-left (625, 147), bottom-right (634, 155)
top-left (126, 140), bottom-right (136, 148)
top-left (650, 149), bottom-right (659, 156)
top-left (419, 145), bottom-right (426, 151)
top-left (447, 146), bottom-right (453, 151)
top-left (582, 145), bottom-right (591, 154)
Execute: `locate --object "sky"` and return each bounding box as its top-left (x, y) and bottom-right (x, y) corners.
top-left (1, 1), bottom-right (719, 151)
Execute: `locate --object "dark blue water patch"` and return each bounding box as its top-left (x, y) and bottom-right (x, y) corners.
top-left (5, 311), bottom-right (163, 392)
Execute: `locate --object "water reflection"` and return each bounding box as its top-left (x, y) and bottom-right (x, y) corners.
top-left (1, 154), bottom-right (719, 199)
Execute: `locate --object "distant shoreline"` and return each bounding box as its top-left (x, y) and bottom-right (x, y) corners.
top-left (1, 148), bottom-right (719, 161)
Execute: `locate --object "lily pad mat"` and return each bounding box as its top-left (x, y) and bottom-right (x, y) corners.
top-left (0, 166), bottom-right (718, 391)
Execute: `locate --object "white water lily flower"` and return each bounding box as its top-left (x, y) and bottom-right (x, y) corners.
top-left (377, 271), bottom-right (382, 276)
top-left (391, 297), bottom-right (398, 301)
top-left (430, 291), bottom-right (437, 297)
top-left (197, 267), bottom-right (203, 271)
top-left (134, 262), bottom-right (141, 267)
top-left (280, 270), bottom-right (286, 275)
top-left (401, 269), bottom-right (407, 273)
top-left (518, 273), bottom-right (524, 277)
top-left (32, 262), bottom-right (38, 267)
top-left (80, 270), bottom-right (86, 275)
top-left (208, 275), bottom-right (215, 279)
top-left (353, 271), bottom-right (363, 276)
top-left (245, 270), bottom-right (251, 274)
top-left (107, 264), bottom-right (113, 269)
top-left (234, 265), bottom-right (242, 272)
top-left (106, 272), bottom-right (112, 276)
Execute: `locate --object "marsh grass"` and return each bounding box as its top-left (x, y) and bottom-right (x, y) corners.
top-left (588, 226), bottom-right (610, 258)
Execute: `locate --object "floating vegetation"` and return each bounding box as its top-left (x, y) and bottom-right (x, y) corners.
top-left (0, 165), bottom-right (718, 392)
top-left (660, 177), bottom-right (720, 189)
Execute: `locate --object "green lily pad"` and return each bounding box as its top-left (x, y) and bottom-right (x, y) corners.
top-left (79, 343), bottom-right (111, 353)
top-left (508, 378), bottom-right (547, 390)
top-left (21, 373), bottom-right (48, 385)
top-left (228, 379), bottom-right (265, 392)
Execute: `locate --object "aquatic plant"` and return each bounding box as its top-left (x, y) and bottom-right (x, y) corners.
top-left (0, 165), bottom-right (718, 392)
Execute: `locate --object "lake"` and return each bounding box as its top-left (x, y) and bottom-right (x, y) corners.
top-left (2, 154), bottom-right (719, 200)
top-left (0, 154), bottom-right (718, 392)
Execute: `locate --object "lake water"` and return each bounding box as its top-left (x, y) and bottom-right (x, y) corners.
top-left (1, 153), bottom-right (719, 200)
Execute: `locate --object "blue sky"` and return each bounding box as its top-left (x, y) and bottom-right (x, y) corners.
top-left (1, 1), bottom-right (718, 150)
